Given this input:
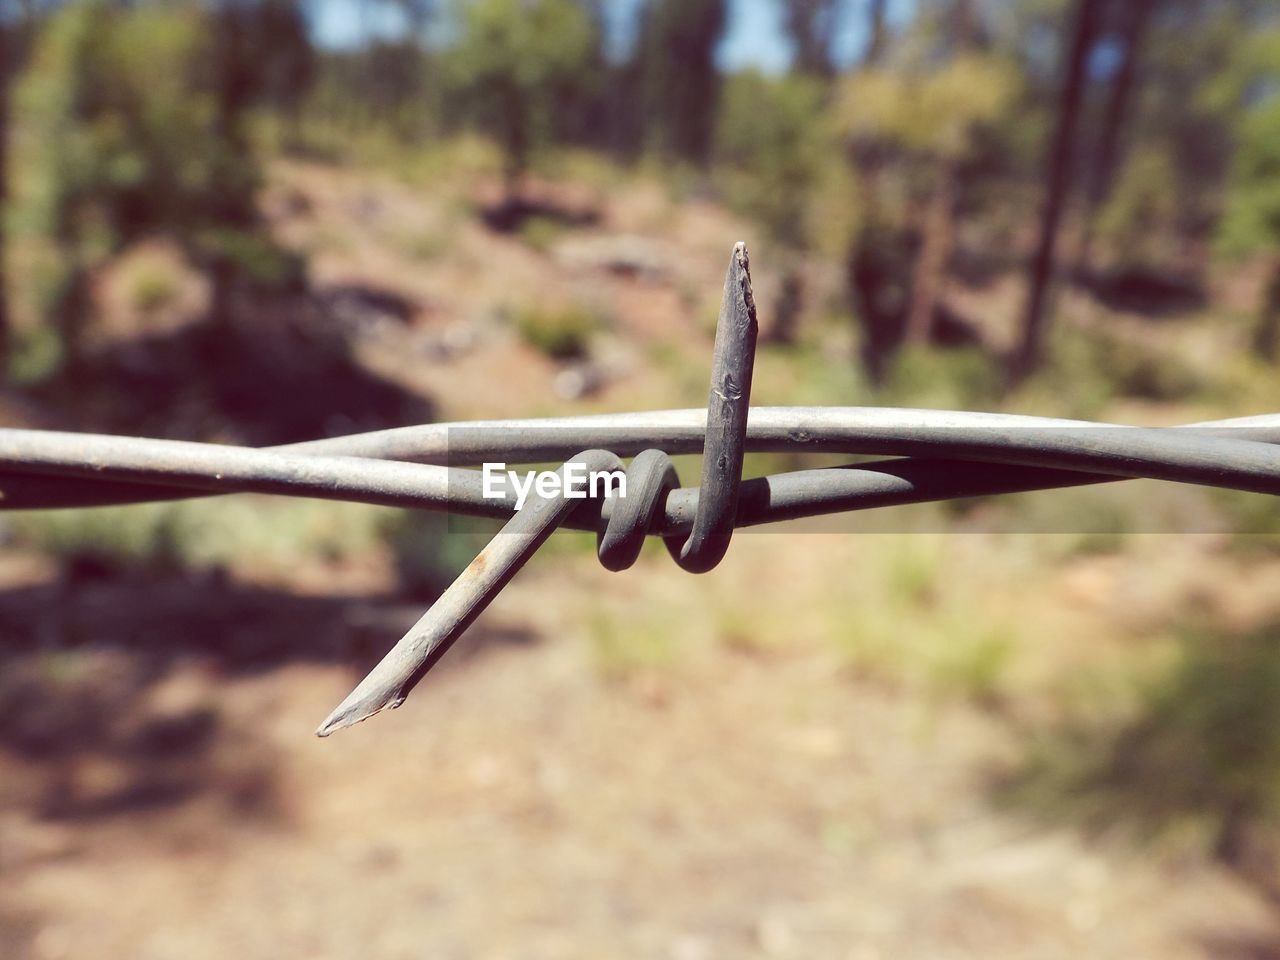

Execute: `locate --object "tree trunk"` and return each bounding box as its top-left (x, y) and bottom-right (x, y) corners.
top-left (1076, 0), bottom-right (1154, 275)
top-left (904, 162), bottom-right (958, 344)
top-left (903, 0), bottom-right (975, 346)
top-left (767, 263), bottom-right (804, 345)
top-left (0, 20), bottom-right (13, 371)
top-left (784, 0), bottom-right (837, 77)
top-left (864, 0), bottom-right (888, 67)
top-left (1254, 258), bottom-right (1280, 364)
top-left (1009, 0), bottom-right (1103, 385)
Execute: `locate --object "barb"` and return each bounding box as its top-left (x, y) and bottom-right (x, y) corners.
top-left (316, 449), bottom-right (623, 736)
top-left (319, 243), bottom-right (759, 732)
top-left (3, 242), bottom-right (1280, 737)
top-left (679, 240), bottom-right (757, 572)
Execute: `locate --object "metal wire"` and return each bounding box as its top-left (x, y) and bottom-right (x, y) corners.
top-left (5, 414), bottom-right (1280, 530)
top-left (5, 243), bottom-right (1280, 736)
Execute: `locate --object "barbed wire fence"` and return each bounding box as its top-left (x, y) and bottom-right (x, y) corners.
top-left (4, 242), bottom-right (1280, 736)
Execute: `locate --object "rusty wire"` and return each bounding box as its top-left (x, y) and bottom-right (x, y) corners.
top-left (4, 243), bottom-right (1280, 735)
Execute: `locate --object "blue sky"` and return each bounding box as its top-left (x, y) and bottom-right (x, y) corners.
top-left (306, 0), bottom-right (919, 73)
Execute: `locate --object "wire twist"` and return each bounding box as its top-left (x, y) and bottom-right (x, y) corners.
top-left (596, 240), bottom-right (758, 573)
top-left (317, 243), bottom-right (760, 735)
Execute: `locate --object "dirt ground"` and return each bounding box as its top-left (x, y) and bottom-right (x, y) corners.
top-left (3, 534), bottom-right (1280, 960)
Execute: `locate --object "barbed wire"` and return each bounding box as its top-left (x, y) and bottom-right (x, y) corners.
top-left (4, 243), bottom-right (1280, 736)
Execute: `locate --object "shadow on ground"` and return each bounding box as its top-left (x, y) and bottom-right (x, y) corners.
top-left (27, 286), bottom-right (433, 445)
top-left (478, 191), bottom-right (601, 234)
top-left (0, 567), bottom-right (535, 824)
top-left (1072, 264), bottom-right (1207, 318)
top-left (0, 271), bottom-right (480, 827)
top-left (998, 615), bottom-right (1280, 908)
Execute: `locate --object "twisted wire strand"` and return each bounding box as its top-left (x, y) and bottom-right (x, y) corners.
top-left (318, 243), bottom-right (763, 733)
top-left (2, 410), bottom-right (1280, 515)
top-left (3, 416), bottom-right (1280, 525)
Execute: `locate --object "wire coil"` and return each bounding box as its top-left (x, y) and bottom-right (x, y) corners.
top-left (316, 243), bottom-right (761, 734)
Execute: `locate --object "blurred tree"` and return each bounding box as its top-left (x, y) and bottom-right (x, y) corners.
top-left (446, 0), bottom-right (594, 196)
top-left (784, 0), bottom-right (838, 77)
top-left (310, 37), bottom-right (437, 143)
top-left (11, 0), bottom-right (307, 374)
top-left (903, 0), bottom-right (977, 346)
top-left (639, 0), bottom-right (726, 163)
top-left (836, 49), bottom-right (1019, 373)
top-left (1092, 145), bottom-right (1179, 273)
top-left (0, 16), bottom-right (16, 367)
top-left (326, 0), bottom-right (435, 140)
top-left (1218, 74), bottom-right (1280, 360)
top-left (550, 0), bottom-right (610, 151)
top-left (864, 0), bottom-right (889, 67)
top-left (0, 0), bottom-right (41, 370)
top-left (1075, 0), bottom-right (1154, 273)
top-left (390, 0), bottom-right (435, 29)
top-left (1011, 0), bottom-right (1102, 384)
top-left (366, 40), bottom-right (433, 137)
top-left (247, 0), bottom-right (317, 143)
top-left (1066, 2), bottom-right (1276, 291)
top-left (715, 70), bottom-right (829, 342)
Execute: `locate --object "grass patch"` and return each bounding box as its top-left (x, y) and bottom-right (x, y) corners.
top-left (512, 302), bottom-right (607, 360)
top-left (123, 259), bottom-right (182, 314)
top-left (823, 536), bottom-right (1017, 704)
top-left (518, 216), bottom-right (568, 255)
top-left (879, 345), bottom-right (1003, 411)
top-left (587, 602), bottom-right (681, 681)
top-left (394, 228), bottom-right (451, 262)
top-left (8, 497), bottom-right (396, 580)
top-left (1006, 619), bottom-right (1280, 883)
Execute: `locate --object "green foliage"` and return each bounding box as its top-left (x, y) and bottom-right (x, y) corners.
top-left (880, 345), bottom-right (1003, 410)
top-left (1218, 93), bottom-right (1280, 259)
top-left (714, 70), bottom-right (829, 248)
top-left (9, 497), bottom-right (393, 579)
top-left (1196, 24), bottom-right (1280, 119)
top-left (309, 41), bottom-right (438, 144)
top-left (382, 512), bottom-right (491, 597)
top-left (123, 260), bottom-right (181, 315)
top-left (749, 336), bottom-right (864, 407)
top-left (11, 502), bottom-right (188, 576)
top-left (13, 1), bottom-right (259, 251)
top-left (837, 54), bottom-right (1021, 161)
top-left (7, 0), bottom-right (303, 368)
top-left (1095, 146), bottom-right (1181, 268)
top-left (1016, 325), bottom-right (1206, 416)
top-left (445, 0), bottom-right (595, 180)
top-left (518, 215), bottom-right (568, 254)
top-left (8, 324), bottom-right (64, 386)
top-left (512, 302), bottom-right (605, 360)
top-left (194, 227), bottom-right (305, 291)
top-left (640, 0), bottom-right (727, 162)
